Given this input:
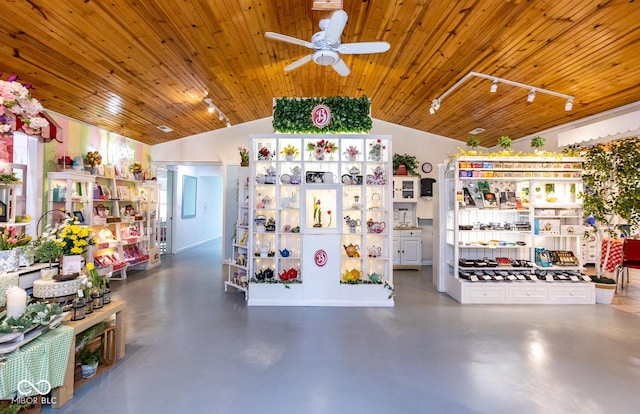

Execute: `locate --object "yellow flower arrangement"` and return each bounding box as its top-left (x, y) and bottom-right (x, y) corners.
top-left (280, 144), bottom-right (300, 158)
top-left (56, 219), bottom-right (96, 256)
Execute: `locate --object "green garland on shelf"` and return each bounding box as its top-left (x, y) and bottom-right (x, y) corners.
top-left (272, 96), bottom-right (372, 134)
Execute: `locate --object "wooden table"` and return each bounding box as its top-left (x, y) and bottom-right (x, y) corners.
top-left (51, 301), bottom-right (126, 408)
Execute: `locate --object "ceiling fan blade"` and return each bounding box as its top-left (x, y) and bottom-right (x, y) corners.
top-left (284, 54), bottom-right (314, 71)
top-left (332, 58), bottom-right (350, 76)
top-left (338, 42), bottom-right (391, 55)
top-left (324, 10), bottom-right (348, 46)
top-left (265, 32), bottom-right (314, 49)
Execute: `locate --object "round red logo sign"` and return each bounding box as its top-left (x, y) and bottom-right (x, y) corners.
top-left (311, 104), bottom-right (331, 129)
top-left (314, 250), bottom-right (328, 267)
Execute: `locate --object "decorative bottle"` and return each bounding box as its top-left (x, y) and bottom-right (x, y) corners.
top-left (72, 290), bottom-right (86, 321)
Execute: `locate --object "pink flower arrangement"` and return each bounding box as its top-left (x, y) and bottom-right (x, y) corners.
top-left (307, 139), bottom-right (337, 155)
top-left (0, 72), bottom-right (49, 138)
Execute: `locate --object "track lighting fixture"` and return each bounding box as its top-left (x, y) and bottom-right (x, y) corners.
top-left (565, 99), bottom-right (573, 111)
top-left (203, 96), bottom-right (231, 126)
top-left (429, 71), bottom-right (575, 113)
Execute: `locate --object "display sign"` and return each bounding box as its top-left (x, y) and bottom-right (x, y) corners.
top-left (311, 104), bottom-right (331, 129)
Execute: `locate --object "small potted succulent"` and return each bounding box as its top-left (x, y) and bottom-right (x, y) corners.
top-left (79, 347), bottom-right (101, 378)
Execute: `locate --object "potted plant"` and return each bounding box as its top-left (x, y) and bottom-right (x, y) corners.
top-left (279, 144), bottom-right (299, 161)
top-left (34, 239), bottom-right (63, 280)
top-left (531, 136), bottom-right (546, 153)
top-left (466, 136), bottom-right (480, 155)
top-left (392, 153), bottom-right (419, 176)
top-left (582, 138), bottom-right (640, 279)
top-left (498, 135), bottom-right (512, 154)
top-left (79, 347), bottom-right (101, 378)
top-left (590, 275), bottom-right (617, 304)
top-left (238, 146), bottom-right (250, 166)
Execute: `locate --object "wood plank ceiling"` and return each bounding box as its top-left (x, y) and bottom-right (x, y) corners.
top-left (1, 0), bottom-right (639, 146)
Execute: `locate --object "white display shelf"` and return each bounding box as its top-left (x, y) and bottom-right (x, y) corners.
top-left (246, 134), bottom-right (394, 307)
top-left (438, 156), bottom-right (592, 304)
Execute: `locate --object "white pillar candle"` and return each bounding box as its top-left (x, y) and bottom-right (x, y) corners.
top-left (6, 286), bottom-right (27, 318)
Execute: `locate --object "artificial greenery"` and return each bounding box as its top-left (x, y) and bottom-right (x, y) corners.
top-left (339, 279), bottom-right (395, 299)
top-left (590, 275), bottom-right (616, 284)
top-left (531, 136), bottom-right (546, 148)
top-left (272, 96), bottom-right (372, 133)
top-left (79, 347), bottom-right (101, 366)
top-left (581, 136), bottom-right (640, 276)
top-left (392, 153), bottom-right (419, 176)
top-left (0, 403), bottom-right (30, 414)
top-left (498, 135), bottom-right (512, 150)
top-left (0, 173), bottom-right (20, 184)
top-left (34, 239), bottom-right (63, 267)
top-left (466, 136), bottom-right (480, 148)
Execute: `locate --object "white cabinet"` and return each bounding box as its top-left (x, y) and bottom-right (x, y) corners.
top-left (245, 134), bottom-right (394, 307)
top-left (438, 156), bottom-right (594, 304)
top-left (393, 229), bottom-right (422, 269)
top-left (392, 176), bottom-right (419, 201)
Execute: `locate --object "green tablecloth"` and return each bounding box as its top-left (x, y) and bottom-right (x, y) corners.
top-left (0, 325), bottom-right (73, 399)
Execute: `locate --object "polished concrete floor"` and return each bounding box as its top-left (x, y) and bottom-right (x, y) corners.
top-left (44, 239), bottom-right (640, 414)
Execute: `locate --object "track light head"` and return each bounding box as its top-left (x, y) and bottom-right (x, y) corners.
top-left (490, 80), bottom-right (498, 93)
top-left (219, 113), bottom-right (224, 121)
top-left (429, 106), bottom-right (435, 115)
top-left (208, 105), bottom-right (214, 113)
top-left (565, 99), bottom-right (573, 111)
top-left (527, 89), bottom-right (536, 103)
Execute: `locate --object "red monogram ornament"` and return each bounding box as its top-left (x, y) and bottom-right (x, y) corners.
top-left (311, 104), bottom-right (331, 128)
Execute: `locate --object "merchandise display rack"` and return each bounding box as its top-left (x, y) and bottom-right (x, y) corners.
top-left (246, 134), bottom-right (394, 306)
top-left (225, 167), bottom-right (250, 299)
top-left (439, 156), bottom-right (594, 304)
top-left (46, 172), bottom-right (161, 279)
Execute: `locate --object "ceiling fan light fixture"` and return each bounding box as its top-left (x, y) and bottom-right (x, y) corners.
top-left (490, 80), bottom-right (498, 93)
top-left (565, 99), bottom-right (573, 111)
top-left (313, 50), bottom-right (340, 66)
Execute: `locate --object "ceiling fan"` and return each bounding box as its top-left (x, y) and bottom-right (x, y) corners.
top-left (265, 10), bottom-right (390, 76)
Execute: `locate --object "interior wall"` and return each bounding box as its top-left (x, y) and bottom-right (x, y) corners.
top-left (172, 164), bottom-right (223, 253)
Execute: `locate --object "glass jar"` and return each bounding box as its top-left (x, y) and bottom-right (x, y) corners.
top-left (91, 286), bottom-right (103, 309)
top-left (102, 282), bottom-right (111, 305)
top-left (72, 290), bottom-right (86, 321)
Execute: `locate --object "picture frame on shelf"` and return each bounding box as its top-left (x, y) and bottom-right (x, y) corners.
top-left (117, 186), bottom-right (130, 200)
top-left (72, 211), bottom-right (85, 223)
top-left (100, 185), bottom-right (111, 199)
top-left (114, 165), bottom-right (123, 177)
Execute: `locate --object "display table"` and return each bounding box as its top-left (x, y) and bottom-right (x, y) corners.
top-left (0, 325), bottom-right (74, 399)
top-left (51, 301), bottom-right (126, 408)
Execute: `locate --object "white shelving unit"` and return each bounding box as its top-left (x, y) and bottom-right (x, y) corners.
top-left (246, 134), bottom-right (394, 307)
top-left (47, 172), bottom-right (160, 278)
top-left (439, 156), bottom-right (594, 304)
top-left (225, 167), bottom-right (250, 299)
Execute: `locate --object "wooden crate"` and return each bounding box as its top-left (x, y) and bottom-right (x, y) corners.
top-left (73, 325), bottom-right (116, 387)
